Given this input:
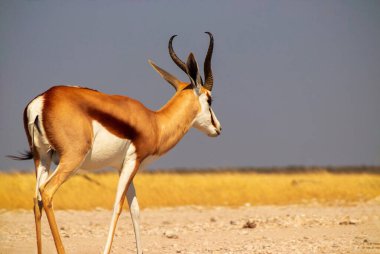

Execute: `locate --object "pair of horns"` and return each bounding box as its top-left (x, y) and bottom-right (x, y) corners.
top-left (169, 32), bottom-right (214, 91)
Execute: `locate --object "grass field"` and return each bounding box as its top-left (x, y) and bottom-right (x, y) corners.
top-left (1, 171), bottom-right (379, 209)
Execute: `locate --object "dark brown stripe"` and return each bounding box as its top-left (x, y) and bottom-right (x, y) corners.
top-left (88, 108), bottom-right (139, 140)
top-left (209, 108), bottom-right (216, 128)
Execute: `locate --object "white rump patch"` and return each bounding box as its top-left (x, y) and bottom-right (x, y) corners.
top-left (26, 95), bottom-right (50, 148)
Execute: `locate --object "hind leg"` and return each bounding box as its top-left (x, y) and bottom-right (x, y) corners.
top-left (33, 152), bottom-right (52, 254)
top-left (39, 152), bottom-right (86, 254)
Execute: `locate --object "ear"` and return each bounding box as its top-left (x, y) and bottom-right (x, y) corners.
top-left (148, 60), bottom-right (182, 91)
top-left (186, 53), bottom-right (202, 91)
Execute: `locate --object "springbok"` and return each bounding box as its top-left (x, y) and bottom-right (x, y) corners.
top-left (10, 32), bottom-right (221, 254)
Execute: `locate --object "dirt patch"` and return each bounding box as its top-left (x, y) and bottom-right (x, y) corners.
top-left (1, 203), bottom-right (379, 253)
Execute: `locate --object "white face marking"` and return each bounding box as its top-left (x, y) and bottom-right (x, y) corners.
top-left (192, 92), bottom-right (221, 137)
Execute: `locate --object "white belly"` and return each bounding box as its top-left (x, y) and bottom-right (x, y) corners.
top-left (80, 121), bottom-right (130, 170)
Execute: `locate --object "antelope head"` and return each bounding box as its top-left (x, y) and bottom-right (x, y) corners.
top-left (150, 32), bottom-right (222, 137)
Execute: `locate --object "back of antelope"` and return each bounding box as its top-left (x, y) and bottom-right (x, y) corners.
top-left (9, 32), bottom-right (221, 254)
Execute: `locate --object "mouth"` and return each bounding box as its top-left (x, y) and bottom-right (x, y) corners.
top-left (208, 129), bottom-right (221, 137)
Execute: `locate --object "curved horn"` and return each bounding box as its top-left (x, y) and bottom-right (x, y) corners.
top-left (203, 32), bottom-right (214, 91)
top-left (168, 35), bottom-right (187, 73)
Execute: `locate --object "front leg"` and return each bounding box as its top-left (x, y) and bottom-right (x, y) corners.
top-left (127, 181), bottom-right (143, 254)
top-left (103, 145), bottom-right (139, 254)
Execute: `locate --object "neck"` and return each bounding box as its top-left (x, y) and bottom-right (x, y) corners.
top-left (154, 89), bottom-right (199, 155)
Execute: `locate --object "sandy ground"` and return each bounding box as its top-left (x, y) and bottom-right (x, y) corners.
top-left (1, 202), bottom-right (380, 254)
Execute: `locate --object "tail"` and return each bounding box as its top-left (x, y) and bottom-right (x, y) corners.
top-left (7, 150), bottom-right (33, 160)
top-left (8, 103), bottom-right (38, 161)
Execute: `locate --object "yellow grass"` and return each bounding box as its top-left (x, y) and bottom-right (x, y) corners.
top-left (1, 171), bottom-right (379, 209)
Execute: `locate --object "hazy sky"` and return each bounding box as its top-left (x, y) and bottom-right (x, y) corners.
top-left (1, 0), bottom-right (380, 171)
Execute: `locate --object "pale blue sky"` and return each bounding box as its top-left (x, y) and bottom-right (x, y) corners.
top-left (1, 0), bottom-right (380, 170)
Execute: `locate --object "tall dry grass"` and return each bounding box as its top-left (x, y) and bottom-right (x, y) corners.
top-left (0, 171), bottom-right (379, 209)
